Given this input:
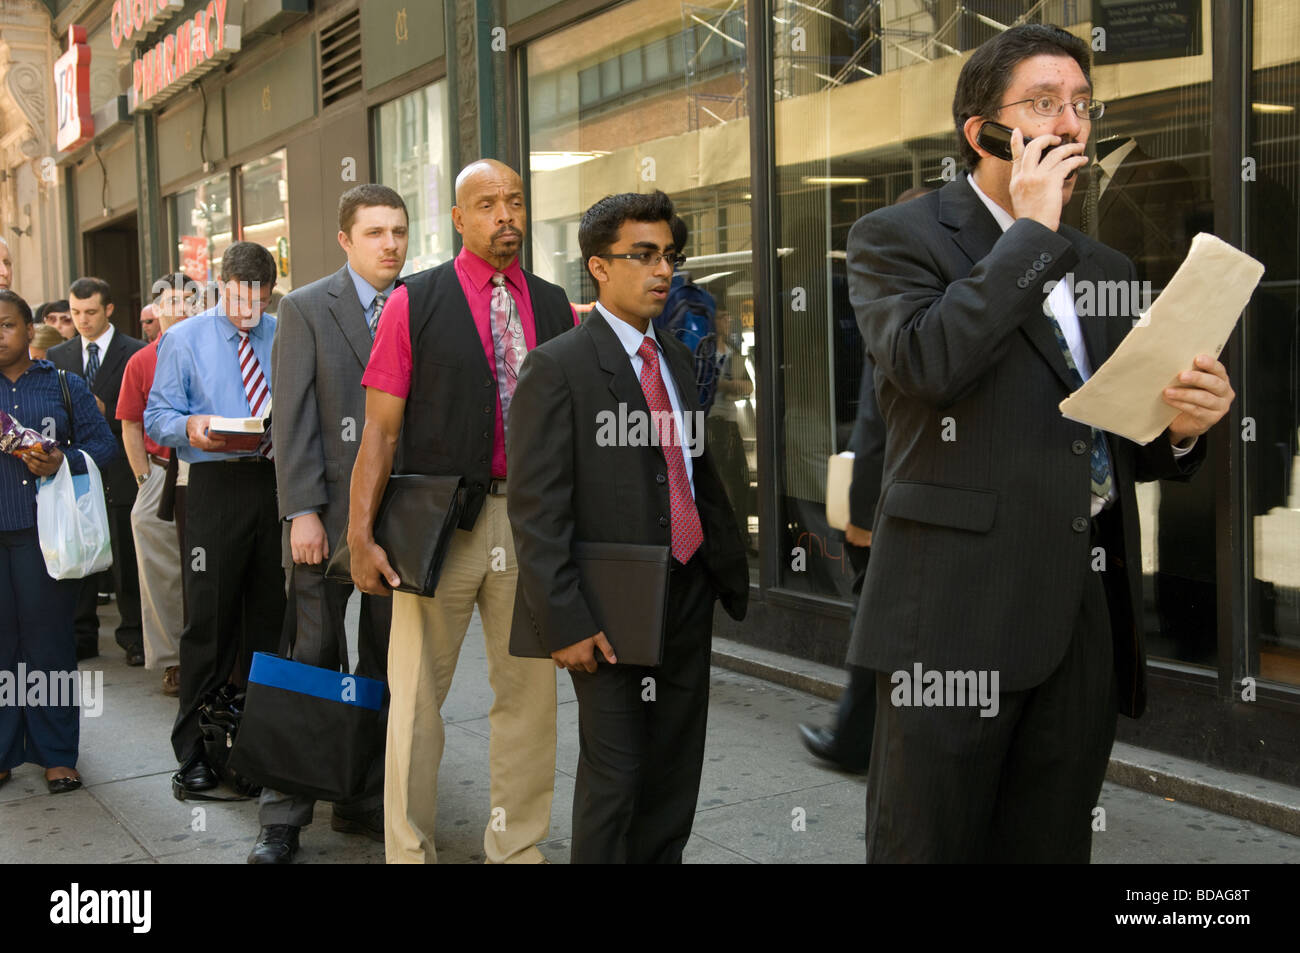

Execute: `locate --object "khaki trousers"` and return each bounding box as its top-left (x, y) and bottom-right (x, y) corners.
top-left (131, 461), bottom-right (182, 670)
top-left (385, 495), bottom-right (557, 863)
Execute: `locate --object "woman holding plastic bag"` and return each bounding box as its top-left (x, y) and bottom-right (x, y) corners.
top-left (0, 290), bottom-right (116, 794)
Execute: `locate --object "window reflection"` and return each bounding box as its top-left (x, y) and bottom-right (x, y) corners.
top-left (374, 80), bottom-right (453, 275)
top-left (527, 0), bottom-right (758, 578)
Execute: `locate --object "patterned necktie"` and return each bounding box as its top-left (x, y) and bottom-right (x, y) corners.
top-left (1045, 302), bottom-right (1112, 501)
top-left (369, 292), bottom-right (386, 339)
top-left (490, 273), bottom-right (524, 431)
top-left (85, 341), bottom-right (100, 387)
top-left (237, 330), bottom-right (273, 460)
top-left (636, 337), bottom-right (703, 564)
top-left (1081, 162), bottom-right (1102, 238)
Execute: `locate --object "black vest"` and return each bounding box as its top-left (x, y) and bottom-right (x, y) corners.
top-left (397, 258), bottom-right (573, 529)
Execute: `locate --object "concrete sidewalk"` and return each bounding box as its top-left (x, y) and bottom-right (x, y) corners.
top-left (3, 601), bottom-right (1299, 863)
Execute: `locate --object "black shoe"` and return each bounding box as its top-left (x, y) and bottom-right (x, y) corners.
top-left (331, 805), bottom-right (384, 842)
top-left (798, 724), bottom-right (869, 774)
top-left (47, 775), bottom-right (83, 794)
top-left (177, 759), bottom-right (217, 793)
top-left (247, 825), bottom-right (300, 864)
top-left (75, 643), bottom-right (99, 662)
top-left (124, 647), bottom-right (145, 666)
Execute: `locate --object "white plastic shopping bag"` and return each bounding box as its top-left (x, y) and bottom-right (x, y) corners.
top-left (35, 449), bottom-right (114, 579)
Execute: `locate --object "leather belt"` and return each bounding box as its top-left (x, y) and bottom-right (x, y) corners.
top-left (148, 453), bottom-right (169, 469)
top-left (488, 478), bottom-right (508, 495)
top-left (217, 455), bottom-right (272, 465)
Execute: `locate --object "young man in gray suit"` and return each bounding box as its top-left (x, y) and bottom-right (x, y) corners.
top-left (846, 24), bottom-right (1235, 862)
top-left (254, 185), bottom-right (408, 863)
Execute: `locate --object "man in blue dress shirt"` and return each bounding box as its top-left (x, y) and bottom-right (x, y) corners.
top-left (145, 242), bottom-right (285, 795)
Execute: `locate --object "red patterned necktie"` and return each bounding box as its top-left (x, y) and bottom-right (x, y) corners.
top-left (636, 337), bottom-right (702, 564)
top-left (236, 330), bottom-right (273, 460)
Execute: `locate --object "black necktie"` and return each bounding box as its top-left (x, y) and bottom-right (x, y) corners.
top-left (85, 341), bottom-right (100, 387)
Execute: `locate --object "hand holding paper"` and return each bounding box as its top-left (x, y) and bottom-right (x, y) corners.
top-left (1058, 233), bottom-right (1260, 444)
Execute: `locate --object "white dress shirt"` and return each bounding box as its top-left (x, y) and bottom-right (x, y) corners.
top-left (965, 174), bottom-right (1194, 515)
top-left (80, 321), bottom-right (115, 374)
top-left (595, 301), bottom-right (696, 497)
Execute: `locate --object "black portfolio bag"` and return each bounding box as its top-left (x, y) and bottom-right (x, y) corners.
top-left (225, 565), bottom-right (387, 804)
top-left (510, 541), bottom-right (670, 667)
top-left (226, 651), bottom-right (385, 804)
top-left (324, 474), bottom-right (463, 596)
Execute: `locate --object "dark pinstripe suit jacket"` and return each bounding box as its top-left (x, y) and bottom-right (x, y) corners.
top-left (844, 173), bottom-right (1203, 718)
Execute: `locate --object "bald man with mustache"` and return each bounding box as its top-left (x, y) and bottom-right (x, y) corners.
top-left (349, 159), bottom-right (575, 863)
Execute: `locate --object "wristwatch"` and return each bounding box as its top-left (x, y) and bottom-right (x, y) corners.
top-left (136, 472), bottom-right (148, 486)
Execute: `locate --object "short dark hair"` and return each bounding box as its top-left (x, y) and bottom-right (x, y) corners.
top-left (0, 289), bottom-right (34, 324)
top-left (46, 298), bottom-right (69, 314)
top-left (578, 190), bottom-right (676, 281)
top-left (68, 276), bottom-right (112, 308)
top-left (338, 184), bottom-right (408, 235)
top-left (952, 23), bottom-right (1092, 170)
top-left (152, 272), bottom-right (193, 301)
top-left (670, 215), bottom-right (689, 256)
top-left (220, 241), bottom-right (277, 287)
top-left (33, 301), bottom-right (50, 323)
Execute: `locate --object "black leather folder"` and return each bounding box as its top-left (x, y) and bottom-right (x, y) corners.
top-left (511, 541), bottom-right (670, 667)
top-left (325, 474), bottom-right (463, 597)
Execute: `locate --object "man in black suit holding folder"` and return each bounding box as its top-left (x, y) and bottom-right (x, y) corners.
top-left (508, 190), bottom-right (748, 863)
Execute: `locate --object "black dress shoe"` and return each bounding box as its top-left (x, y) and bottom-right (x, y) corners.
top-left (177, 759), bottom-right (217, 793)
top-left (0, 771), bottom-right (11, 791)
top-left (798, 723), bottom-right (869, 774)
top-left (124, 647), bottom-right (145, 667)
top-left (46, 775), bottom-right (83, 794)
top-left (247, 825), bottom-right (300, 864)
top-left (75, 644), bottom-right (99, 662)
top-left (331, 805), bottom-right (384, 842)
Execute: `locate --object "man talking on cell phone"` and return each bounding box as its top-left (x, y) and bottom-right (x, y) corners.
top-left (845, 24), bottom-right (1235, 862)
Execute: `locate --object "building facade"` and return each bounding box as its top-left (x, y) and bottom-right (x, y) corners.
top-left (1, 0), bottom-right (1297, 787)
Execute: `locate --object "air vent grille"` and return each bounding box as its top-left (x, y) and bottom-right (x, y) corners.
top-left (320, 10), bottom-right (362, 108)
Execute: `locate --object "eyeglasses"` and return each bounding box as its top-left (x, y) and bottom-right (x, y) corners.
top-left (598, 251), bottom-right (687, 270)
top-left (996, 96), bottom-right (1105, 121)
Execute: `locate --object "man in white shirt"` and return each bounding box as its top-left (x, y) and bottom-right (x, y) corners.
top-left (46, 277), bottom-right (146, 664)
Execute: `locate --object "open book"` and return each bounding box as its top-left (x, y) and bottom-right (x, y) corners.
top-left (208, 415), bottom-right (268, 453)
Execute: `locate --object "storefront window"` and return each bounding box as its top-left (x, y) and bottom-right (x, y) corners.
top-left (240, 150), bottom-right (294, 303)
top-left (374, 80), bottom-right (454, 274)
top-left (1247, 0), bottom-right (1300, 687)
top-left (170, 169), bottom-right (233, 299)
top-left (769, 1), bottom-right (1224, 641)
top-left (526, 0), bottom-right (757, 579)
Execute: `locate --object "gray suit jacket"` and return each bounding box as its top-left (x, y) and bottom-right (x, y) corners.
top-left (271, 266), bottom-right (377, 548)
top-left (845, 173), bottom-right (1204, 718)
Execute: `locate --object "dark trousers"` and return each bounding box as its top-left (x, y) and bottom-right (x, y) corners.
top-left (864, 564), bottom-right (1118, 863)
top-left (171, 461), bottom-right (286, 764)
top-left (73, 503), bottom-right (142, 656)
top-left (258, 562), bottom-right (392, 826)
top-left (174, 484), bottom-right (188, 626)
top-left (0, 527), bottom-right (81, 771)
top-left (568, 554), bottom-right (715, 864)
top-left (828, 542), bottom-right (876, 770)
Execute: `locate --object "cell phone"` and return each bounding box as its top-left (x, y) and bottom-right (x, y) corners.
top-left (977, 121), bottom-right (1078, 177)
top-left (976, 121), bottom-right (1016, 161)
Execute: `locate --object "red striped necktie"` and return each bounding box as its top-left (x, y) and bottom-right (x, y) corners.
top-left (636, 337), bottom-right (702, 564)
top-left (236, 330), bottom-right (273, 460)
